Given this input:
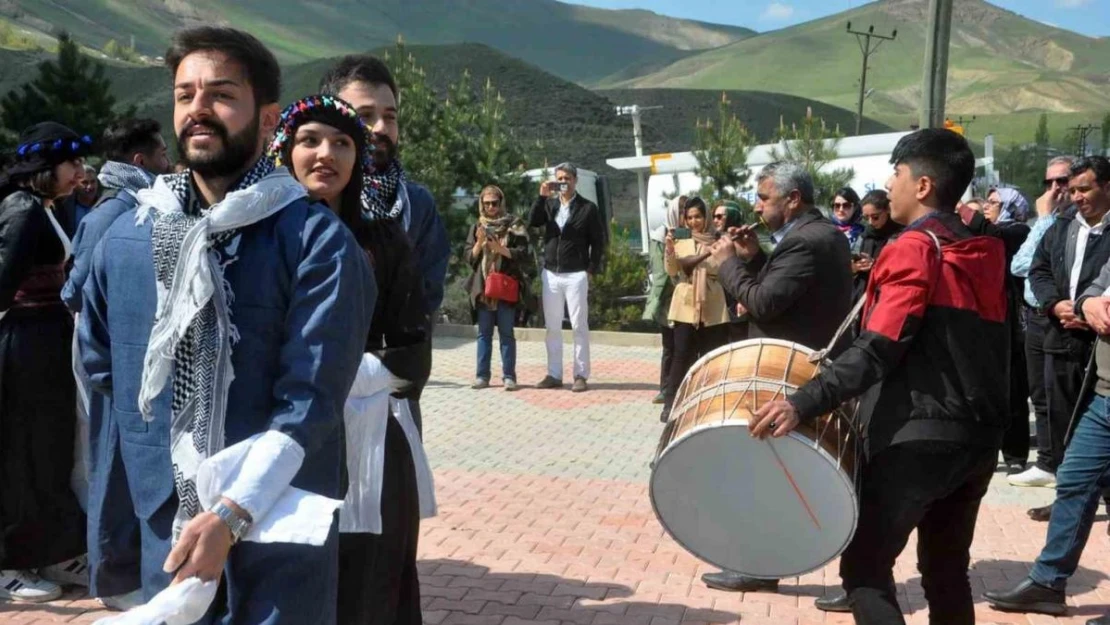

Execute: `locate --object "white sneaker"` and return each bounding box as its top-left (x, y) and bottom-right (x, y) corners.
top-left (0, 569), bottom-right (63, 603)
top-left (98, 588), bottom-right (144, 611)
top-left (1008, 466), bottom-right (1057, 488)
top-left (38, 554), bottom-right (89, 587)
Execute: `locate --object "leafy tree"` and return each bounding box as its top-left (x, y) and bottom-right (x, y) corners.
top-left (0, 21), bottom-right (38, 50)
top-left (769, 110), bottom-right (855, 208)
top-left (1034, 113), bottom-right (1050, 149)
top-left (103, 39), bottom-right (121, 59)
top-left (1, 32), bottom-right (133, 138)
top-left (102, 39), bottom-right (140, 62)
top-left (1062, 126), bottom-right (1082, 157)
top-left (998, 142), bottom-right (1043, 202)
top-left (589, 221), bottom-right (649, 331)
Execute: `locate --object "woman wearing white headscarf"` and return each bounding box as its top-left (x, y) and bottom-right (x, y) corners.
top-left (985, 185), bottom-right (1034, 473)
top-left (642, 196), bottom-right (686, 406)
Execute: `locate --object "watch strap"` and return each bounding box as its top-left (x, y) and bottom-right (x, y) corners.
top-left (211, 502), bottom-right (251, 543)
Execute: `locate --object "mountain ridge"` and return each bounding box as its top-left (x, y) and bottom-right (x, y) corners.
top-left (0, 0), bottom-right (755, 82)
top-left (600, 0), bottom-right (1110, 123)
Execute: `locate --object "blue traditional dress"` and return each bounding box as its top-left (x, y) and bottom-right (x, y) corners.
top-left (80, 159), bottom-right (375, 624)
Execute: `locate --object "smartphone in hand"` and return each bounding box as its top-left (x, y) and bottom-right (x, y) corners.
top-left (672, 227), bottom-right (692, 240)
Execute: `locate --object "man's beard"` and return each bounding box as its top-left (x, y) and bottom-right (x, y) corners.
top-left (177, 115), bottom-right (261, 178)
top-left (371, 132), bottom-right (398, 169)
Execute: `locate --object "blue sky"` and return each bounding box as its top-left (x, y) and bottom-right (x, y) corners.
top-left (567, 0), bottom-right (1109, 38)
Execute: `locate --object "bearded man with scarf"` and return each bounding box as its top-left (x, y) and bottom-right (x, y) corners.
top-left (318, 56), bottom-right (449, 448)
top-left (79, 27), bottom-right (374, 624)
top-left (63, 118), bottom-right (171, 609)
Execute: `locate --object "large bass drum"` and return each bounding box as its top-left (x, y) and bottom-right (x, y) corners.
top-left (650, 338), bottom-right (859, 579)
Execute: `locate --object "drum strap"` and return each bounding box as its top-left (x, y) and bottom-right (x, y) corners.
top-left (809, 229), bottom-right (943, 366)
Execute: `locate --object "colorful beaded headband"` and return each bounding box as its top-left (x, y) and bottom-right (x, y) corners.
top-left (267, 95), bottom-right (374, 175)
top-left (15, 134), bottom-right (93, 161)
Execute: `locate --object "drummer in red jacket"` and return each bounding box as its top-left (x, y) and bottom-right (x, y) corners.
top-left (745, 128), bottom-right (1010, 625)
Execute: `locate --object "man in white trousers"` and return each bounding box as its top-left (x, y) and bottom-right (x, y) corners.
top-left (529, 163), bottom-right (606, 392)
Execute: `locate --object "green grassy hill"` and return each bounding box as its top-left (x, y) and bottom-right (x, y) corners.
top-left (602, 0), bottom-right (1110, 123)
top-left (1, 42), bottom-right (888, 226)
top-left (0, 0), bottom-right (753, 83)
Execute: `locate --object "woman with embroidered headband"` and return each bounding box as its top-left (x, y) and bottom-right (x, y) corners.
top-left (269, 94), bottom-right (436, 625)
top-left (0, 122), bottom-right (92, 602)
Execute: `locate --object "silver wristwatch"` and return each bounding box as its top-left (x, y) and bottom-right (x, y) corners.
top-left (211, 501), bottom-right (252, 544)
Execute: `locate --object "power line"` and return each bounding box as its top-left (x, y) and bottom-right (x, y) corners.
top-left (954, 115), bottom-right (977, 130)
top-left (846, 22), bottom-right (897, 136)
top-left (1069, 124), bottom-right (1101, 156)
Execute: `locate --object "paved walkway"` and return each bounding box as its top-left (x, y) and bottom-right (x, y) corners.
top-left (3, 337), bottom-right (1105, 624)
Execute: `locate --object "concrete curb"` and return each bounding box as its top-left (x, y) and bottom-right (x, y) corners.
top-left (433, 323), bottom-right (662, 348)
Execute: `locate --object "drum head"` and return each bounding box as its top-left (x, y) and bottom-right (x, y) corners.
top-left (650, 421), bottom-right (857, 579)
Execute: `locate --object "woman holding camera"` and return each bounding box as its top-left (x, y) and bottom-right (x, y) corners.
top-left (466, 185), bottom-right (530, 391)
top-left (661, 197), bottom-right (730, 422)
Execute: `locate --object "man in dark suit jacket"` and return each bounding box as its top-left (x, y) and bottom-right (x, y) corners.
top-left (715, 161), bottom-right (854, 350)
top-left (701, 161), bottom-right (854, 597)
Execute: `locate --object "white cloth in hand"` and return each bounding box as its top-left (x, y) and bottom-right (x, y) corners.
top-left (93, 577), bottom-right (218, 625)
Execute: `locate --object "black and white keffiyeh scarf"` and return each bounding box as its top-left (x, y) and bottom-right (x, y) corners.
top-left (97, 160), bottom-right (156, 195)
top-left (361, 159), bottom-right (406, 222)
top-left (136, 158), bottom-right (306, 540)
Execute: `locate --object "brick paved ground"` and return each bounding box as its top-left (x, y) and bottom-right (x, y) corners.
top-left (3, 336), bottom-right (1106, 624)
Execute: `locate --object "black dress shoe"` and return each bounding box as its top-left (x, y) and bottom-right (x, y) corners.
top-left (1087, 614), bottom-right (1110, 625)
top-left (701, 571), bottom-right (779, 593)
top-left (815, 592), bottom-right (852, 612)
top-left (1028, 505), bottom-right (1052, 522)
top-left (984, 578), bottom-right (1066, 615)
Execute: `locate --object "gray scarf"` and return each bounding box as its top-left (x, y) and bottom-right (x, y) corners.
top-left (97, 160), bottom-right (156, 195)
top-left (137, 158), bottom-right (306, 540)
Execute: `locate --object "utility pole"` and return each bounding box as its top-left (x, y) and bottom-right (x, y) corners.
top-left (920, 0), bottom-right (954, 129)
top-left (846, 22), bottom-right (897, 136)
top-left (954, 115), bottom-right (977, 131)
top-left (1069, 124), bottom-right (1101, 156)
top-left (616, 105), bottom-right (663, 253)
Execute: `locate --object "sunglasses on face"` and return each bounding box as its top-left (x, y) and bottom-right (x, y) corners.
top-left (832, 202), bottom-right (854, 210)
top-left (712, 213), bottom-right (726, 220)
top-left (1044, 176), bottom-right (1069, 188)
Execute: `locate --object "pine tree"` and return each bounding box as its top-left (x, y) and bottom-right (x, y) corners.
top-left (464, 77), bottom-right (535, 216)
top-left (1, 32), bottom-right (133, 139)
top-left (1034, 113), bottom-right (1050, 149)
top-left (769, 109), bottom-right (855, 208)
top-left (693, 92), bottom-right (756, 221)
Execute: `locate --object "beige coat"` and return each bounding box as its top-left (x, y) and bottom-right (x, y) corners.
top-left (665, 238), bottom-right (730, 327)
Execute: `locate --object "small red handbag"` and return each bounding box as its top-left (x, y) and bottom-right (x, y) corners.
top-left (484, 271), bottom-right (519, 304)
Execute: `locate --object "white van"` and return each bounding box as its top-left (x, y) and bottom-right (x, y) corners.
top-left (607, 131), bottom-right (915, 244)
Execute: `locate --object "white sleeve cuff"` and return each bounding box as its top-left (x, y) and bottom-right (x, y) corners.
top-left (219, 430), bottom-right (305, 523)
top-left (348, 352), bottom-right (402, 398)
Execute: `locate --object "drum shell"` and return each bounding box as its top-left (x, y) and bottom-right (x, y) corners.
top-left (650, 338), bottom-right (859, 579)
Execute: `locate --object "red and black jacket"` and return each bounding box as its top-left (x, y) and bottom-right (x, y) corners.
top-left (789, 211), bottom-right (1010, 458)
